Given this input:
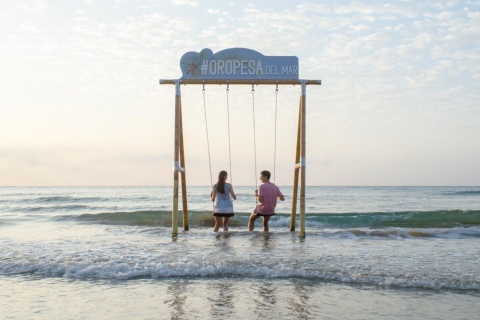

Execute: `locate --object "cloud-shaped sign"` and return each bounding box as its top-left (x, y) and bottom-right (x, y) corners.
top-left (180, 48), bottom-right (299, 80)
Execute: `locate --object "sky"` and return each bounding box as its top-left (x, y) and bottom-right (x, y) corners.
top-left (1, 0), bottom-right (479, 186)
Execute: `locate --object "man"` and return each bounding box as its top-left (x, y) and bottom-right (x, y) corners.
top-left (248, 170), bottom-right (284, 232)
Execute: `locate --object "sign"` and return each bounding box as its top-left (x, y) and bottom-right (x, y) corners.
top-left (180, 48), bottom-right (299, 80)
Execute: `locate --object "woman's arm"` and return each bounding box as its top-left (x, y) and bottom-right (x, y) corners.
top-left (229, 186), bottom-right (237, 200)
top-left (210, 187), bottom-right (217, 201)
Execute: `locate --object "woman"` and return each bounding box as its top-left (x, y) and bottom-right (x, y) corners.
top-left (210, 170), bottom-right (237, 232)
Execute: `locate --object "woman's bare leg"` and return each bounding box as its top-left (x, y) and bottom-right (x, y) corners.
top-left (213, 217), bottom-right (222, 232)
top-left (223, 217), bottom-right (230, 231)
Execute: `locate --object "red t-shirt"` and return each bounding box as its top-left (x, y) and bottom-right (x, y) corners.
top-left (256, 182), bottom-right (283, 215)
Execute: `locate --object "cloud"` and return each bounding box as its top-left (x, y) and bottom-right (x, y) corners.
top-left (172, 0), bottom-right (199, 8)
top-left (206, 8), bottom-right (221, 14)
top-left (19, 0), bottom-right (47, 12)
top-left (2, 0), bottom-right (479, 186)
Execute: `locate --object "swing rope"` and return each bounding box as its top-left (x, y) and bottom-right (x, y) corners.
top-left (226, 83), bottom-right (233, 185)
top-left (203, 82), bottom-right (277, 207)
top-left (252, 83), bottom-right (258, 194)
top-left (202, 83), bottom-right (214, 210)
top-left (274, 82), bottom-right (278, 184)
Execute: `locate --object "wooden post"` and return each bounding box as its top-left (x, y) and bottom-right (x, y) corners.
top-left (179, 100), bottom-right (189, 231)
top-left (290, 97), bottom-right (302, 231)
top-left (172, 81), bottom-right (181, 237)
top-left (299, 81), bottom-right (307, 238)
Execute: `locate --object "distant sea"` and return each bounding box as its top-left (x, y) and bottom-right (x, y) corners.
top-left (1, 186), bottom-right (479, 319)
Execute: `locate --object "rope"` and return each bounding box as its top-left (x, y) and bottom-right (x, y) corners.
top-left (202, 84), bottom-right (214, 211)
top-left (274, 82), bottom-right (278, 184)
top-left (226, 83), bottom-right (233, 185)
top-left (252, 83), bottom-right (258, 194)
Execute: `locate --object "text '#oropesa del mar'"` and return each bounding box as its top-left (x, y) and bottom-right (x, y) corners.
top-left (199, 59), bottom-right (298, 76)
top-left (179, 48), bottom-right (299, 80)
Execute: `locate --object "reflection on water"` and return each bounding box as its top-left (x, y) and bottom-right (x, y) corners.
top-left (252, 281), bottom-right (277, 318)
top-left (2, 276), bottom-right (478, 319)
top-left (287, 279), bottom-right (318, 320)
top-left (208, 282), bottom-right (235, 318)
top-left (165, 280), bottom-right (188, 320)
top-left (214, 232), bottom-right (234, 240)
top-left (260, 233), bottom-right (273, 251)
top-left (248, 232), bottom-right (275, 252)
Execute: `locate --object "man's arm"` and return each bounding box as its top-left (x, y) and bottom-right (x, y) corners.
top-left (255, 188), bottom-right (264, 203)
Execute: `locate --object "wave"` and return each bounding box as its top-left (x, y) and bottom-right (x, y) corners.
top-left (10, 195), bottom-right (154, 205)
top-left (68, 210), bottom-right (217, 227)
top-left (1, 259), bottom-right (478, 291)
top-left (314, 210), bottom-right (480, 228)
top-left (18, 205), bottom-right (93, 213)
top-left (61, 209), bottom-right (480, 229)
top-left (447, 190), bottom-right (480, 196)
top-left (36, 196), bottom-right (102, 203)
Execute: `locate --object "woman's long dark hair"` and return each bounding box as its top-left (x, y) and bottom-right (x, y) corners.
top-left (216, 170), bottom-right (228, 194)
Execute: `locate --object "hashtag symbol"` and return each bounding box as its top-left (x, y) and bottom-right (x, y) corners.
top-left (201, 60), bottom-right (208, 75)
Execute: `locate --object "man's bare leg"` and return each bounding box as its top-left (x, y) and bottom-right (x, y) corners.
top-left (248, 213), bottom-right (260, 231)
top-left (263, 216), bottom-right (271, 232)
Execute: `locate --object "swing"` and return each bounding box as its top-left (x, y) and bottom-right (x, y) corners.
top-left (202, 83), bottom-right (279, 198)
top-left (161, 47), bottom-right (321, 239)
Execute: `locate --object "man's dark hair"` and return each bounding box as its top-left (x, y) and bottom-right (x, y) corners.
top-left (261, 170), bottom-right (271, 180)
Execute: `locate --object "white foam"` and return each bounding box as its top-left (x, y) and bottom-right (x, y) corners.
top-left (2, 258), bottom-right (479, 291)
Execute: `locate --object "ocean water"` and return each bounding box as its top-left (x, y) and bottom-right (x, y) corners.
top-left (1, 186), bottom-right (480, 319)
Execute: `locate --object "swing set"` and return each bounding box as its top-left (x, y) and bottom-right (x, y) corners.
top-left (160, 48), bottom-right (321, 238)
top-left (203, 81), bottom-right (275, 202)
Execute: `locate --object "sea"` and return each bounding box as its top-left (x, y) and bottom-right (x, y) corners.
top-left (1, 186), bottom-right (479, 319)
